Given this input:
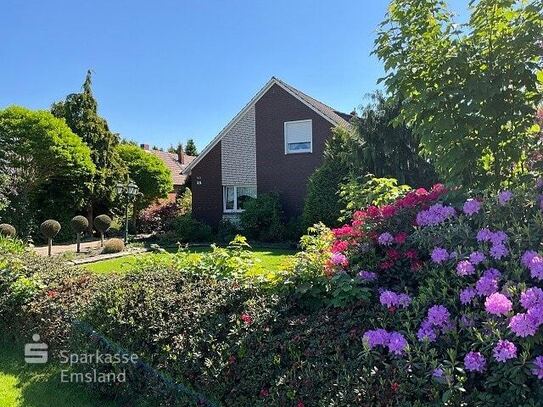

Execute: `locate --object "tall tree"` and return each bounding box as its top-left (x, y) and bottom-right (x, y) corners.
top-left (51, 71), bottom-right (127, 229)
top-left (0, 106), bottom-right (95, 237)
top-left (375, 0), bottom-right (543, 188)
top-left (185, 139), bottom-right (198, 156)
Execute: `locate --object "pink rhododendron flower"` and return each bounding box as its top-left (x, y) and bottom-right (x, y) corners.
top-left (484, 293), bottom-right (512, 315)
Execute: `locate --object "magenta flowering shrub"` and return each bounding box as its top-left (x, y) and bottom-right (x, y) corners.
top-left (309, 181), bottom-right (543, 404)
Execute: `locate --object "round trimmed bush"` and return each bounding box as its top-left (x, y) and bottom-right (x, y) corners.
top-left (40, 219), bottom-right (61, 238)
top-left (71, 216), bottom-right (89, 233)
top-left (102, 238), bottom-right (125, 254)
top-left (94, 215), bottom-right (112, 233)
top-left (0, 223), bottom-right (16, 237)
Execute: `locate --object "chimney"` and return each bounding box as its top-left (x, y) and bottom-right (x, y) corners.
top-left (177, 144), bottom-right (184, 164)
top-left (140, 143), bottom-right (150, 151)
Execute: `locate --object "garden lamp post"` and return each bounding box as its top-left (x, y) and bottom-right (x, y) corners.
top-left (115, 178), bottom-right (139, 244)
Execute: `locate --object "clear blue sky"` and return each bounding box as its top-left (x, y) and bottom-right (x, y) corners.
top-left (0, 0), bottom-right (469, 152)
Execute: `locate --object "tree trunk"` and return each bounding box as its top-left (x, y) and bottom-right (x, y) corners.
top-left (100, 232), bottom-right (104, 247)
top-left (86, 203), bottom-right (94, 234)
top-left (76, 233), bottom-right (81, 253)
top-left (48, 238), bottom-right (52, 257)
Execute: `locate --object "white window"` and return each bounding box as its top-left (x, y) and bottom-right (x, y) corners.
top-left (284, 119), bottom-right (312, 154)
top-left (223, 186), bottom-right (257, 213)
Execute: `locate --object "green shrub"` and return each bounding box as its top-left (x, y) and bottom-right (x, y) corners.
top-left (40, 219), bottom-right (61, 239)
top-left (302, 160), bottom-right (345, 230)
top-left (217, 219), bottom-right (240, 243)
top-left (339, 174), bottom-right (410, 221)
top-left (102, 238), bottom-right (125, 254)
top-left (94, 214), bottom-right (112, 246)
top-left (240, 193), bottom-right (285, 242)
top-left (168, 215), bottom-right (213, 242)
top-left (70, 215), bottom-right (88, 234)
top-left (0, 223), bottom-right (16, 237)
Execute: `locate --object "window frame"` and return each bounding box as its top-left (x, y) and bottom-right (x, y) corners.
top-left (284, 119), bottom-right (313, 155)
top-left (223, 185), bottom-right (257, 213)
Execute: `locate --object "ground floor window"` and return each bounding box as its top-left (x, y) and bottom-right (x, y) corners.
top-left (223, 185), bottom-right (257, 212)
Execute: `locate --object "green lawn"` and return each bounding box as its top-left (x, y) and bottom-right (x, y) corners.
top-left (0, 340), bottom-right (118, 407)
top-left (83, 247), bottom-right (296, 277)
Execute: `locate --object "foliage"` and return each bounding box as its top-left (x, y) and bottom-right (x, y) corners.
top-left (167, 214), bottom-right (213, 243)
top-left (0, 106), bottom-right (95, 238)
top-left (102, 238), bottom-right (125, 254)
top-left (302, 159), bottom-right (344, 230)
top-left (93, 214), bottom-right (112, 233)
top-left (70, 215), bottom-right (89, 234)
top-left (51, 71), bottom-right (127, 228)
top-left (178, 187), bottom-right (192, 214)
top-left (339, 174), bottom-right (411, 221)
top-left (39, 220), bottom-right (61, 239)
top-left (184, 138), bottom-right (198, 156)
top-left (137, 200), bottom-right (181, 233)
top-left (217, 219), bottom-right (241, 243)
top-left (0, 224), bottom-right (16, 237)
top-left (240, 193), bottom-right (285, 242)
top-left (116, 142), bottom-right (173, 210)
top-left (375, 0), bottom-right (543, 188)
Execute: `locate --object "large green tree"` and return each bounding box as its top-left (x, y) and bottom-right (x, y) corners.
top-left (375, 0), bottom-right (543, 188)
top-left (51, 71), bottom-right (126, 228)
top-left (116, 143), bottom-right (173, 212)
top-left (0, 106), bottom-right (95, 237)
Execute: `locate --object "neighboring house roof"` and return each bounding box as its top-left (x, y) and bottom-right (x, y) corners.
top-left (147, 149), bottom-right (195, 186)
top-left (182, 76), bottom-right (350, 175)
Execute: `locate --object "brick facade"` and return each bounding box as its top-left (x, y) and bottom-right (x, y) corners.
top-left (191, 142), bottom-right (223, 226)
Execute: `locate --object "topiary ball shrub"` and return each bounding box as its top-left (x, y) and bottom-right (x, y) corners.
top-left (40, 219), bottom-right (61, 239)
top-left (102, 238), bottom-right (125, 254)
top-left (0, 223), bottom-right (16, 237)
top-left (94, 214), bottom-right (112, 247)
top-left (71, 215), bottom-right (89, 234)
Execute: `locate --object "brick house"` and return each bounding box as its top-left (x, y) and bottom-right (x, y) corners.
top-left (182, 77), bottom-right (350, 227)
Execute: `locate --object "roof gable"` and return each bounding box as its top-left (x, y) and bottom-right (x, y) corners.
top-left (182, 77), bottom-right (349, 174)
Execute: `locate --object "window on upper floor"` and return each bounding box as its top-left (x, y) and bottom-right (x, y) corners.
top-left (223, 186), bottom-right (257, 213)
top-left (284, 119), bottom-right (312, 154)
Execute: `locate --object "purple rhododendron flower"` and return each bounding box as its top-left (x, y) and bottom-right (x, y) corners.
top-left (476, 276), bottom-right (499, 297)
top-left (477, 228), bottom-right (494, 242)
top-left (460, 287), bottom-right (477, 305)
top-left (379, 290), bottom-right (411, 309)
top-left (490, 231), bottom-right (508, 245)
top-left (537, 178), bottom-right (543, 189)
top-left (485, 293), bottom-right (512, 316)
top-left (417, 320), bottom-right (437, 342)
top-left (427, 305), bottom-right (450, 327)
top-left (416, 203), bottom-right (456, 227)
top-left (521, 287), bottom-right (543, 310)
top-left (498, 190), bottom-right (513, 205)
top-left (464, 351), bottom-right (486, 373)
top-left (509, 313), bottom-right (538, 337)
top-left (522, 251), bottom-right (543, 280)
top-left (493, 340), bottom-right (517, 362)
top-left (432, 368), bottom-right (444, 378)
top-left (490, 243), bottom-right (509, 260)
top-left (532, 356), bottom-right (543, 379)
top-left (527, 305), bottom-right (543, 327)
top-left (483, 268), bottom-right (502, 280)
top-left (378, 232), bottom-right (394, 246)
top-left (387, 332), bottom-right (408, 355)
top-left (431, 247), bottom-right (449, 264)
top-left (463, 199), bottom-right (481, 215)
top-left (522, 251), bottom-right (539, 268)
top-left (380, 290), bottom-right (398, 308)
top-left (363, 329), bottom-right (390, 348)
top-left (457, 260), bottom-right (475, 276)
top-left (357, 270), bottom-right (377, 281)
top-left (469, 251), bottom-right (486, 265)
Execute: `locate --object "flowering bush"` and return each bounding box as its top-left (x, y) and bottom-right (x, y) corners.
top-left (312, 181), bottom-right (543, 404)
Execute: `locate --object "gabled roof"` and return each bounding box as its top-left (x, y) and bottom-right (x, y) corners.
top-left (182, 77), bottom-right (350, 175)
top-left (147, 149), bottom-right (195, 186)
